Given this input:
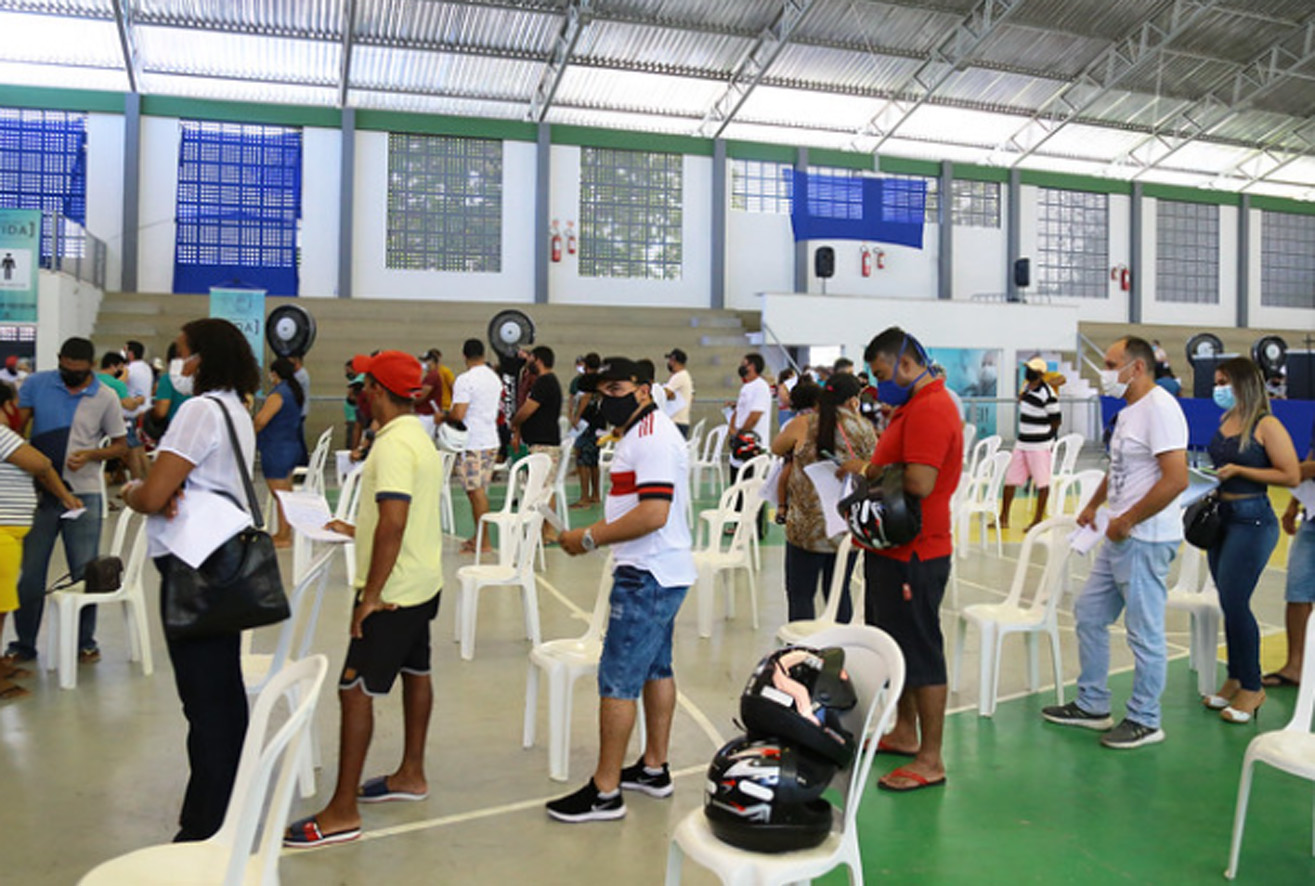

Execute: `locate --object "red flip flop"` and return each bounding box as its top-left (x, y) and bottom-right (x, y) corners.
top-left (876, 738), bottom-right (917, 758)
top-left (877, 766), bottom-right (947, 793)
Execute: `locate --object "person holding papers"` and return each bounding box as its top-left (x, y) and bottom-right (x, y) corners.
top-left (1199, 358), bottom-right (1300, 723)
top-left (122, 319), bottom-right (261, 842)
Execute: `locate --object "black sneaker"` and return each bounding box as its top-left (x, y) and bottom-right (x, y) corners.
top-left (1041, 701), bottom-right (1114, 731)
top-left (620, 759), bottom-right (673, 798)
top-left (1100, 718), bottom-right (1165, 749)
top-left (545, 779), bottom-right (626, 823)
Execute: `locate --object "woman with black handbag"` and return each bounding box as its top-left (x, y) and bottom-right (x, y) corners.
top-left (122, 318), bottom-right (264, 842)
top-left (1200, 357), bottom-right (1300, 724)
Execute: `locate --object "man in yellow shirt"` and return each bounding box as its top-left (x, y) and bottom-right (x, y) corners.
top-left (285, 350), bottom-right (443, 848)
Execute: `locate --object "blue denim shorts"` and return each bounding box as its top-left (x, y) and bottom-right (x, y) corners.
top-left (1287, 519), bottom-right (1315, 604)
top-left (598, 565), bottom-right (688, 700)
top-left (124, 420), bottom-right (140, 449)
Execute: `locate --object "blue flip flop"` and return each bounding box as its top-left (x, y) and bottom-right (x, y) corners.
top-left (358, 775), bottom-right (429, 804)
top-left (282, 815), bottom-right (361, 848)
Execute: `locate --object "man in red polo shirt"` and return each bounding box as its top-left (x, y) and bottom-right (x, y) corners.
top-left (841, 327), bottom-right (962, 792)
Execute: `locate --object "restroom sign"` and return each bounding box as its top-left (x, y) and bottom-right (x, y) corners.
top-left (0, 210), bottom-right (40, 323)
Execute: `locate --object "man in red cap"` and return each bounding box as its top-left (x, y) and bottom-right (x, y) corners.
top-left (284, 350), bottom-right (445, 848)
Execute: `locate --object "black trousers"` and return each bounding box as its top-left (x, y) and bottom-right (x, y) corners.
top-left (784, 542), bottom-right (858, 623)
top-left (157, 558), bottom-right (250, 842)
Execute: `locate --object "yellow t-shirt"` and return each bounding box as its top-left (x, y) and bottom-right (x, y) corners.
top-left (354, 414), bottom-right (444, 606)
top-left (437, 365), bottom-right (456, 410)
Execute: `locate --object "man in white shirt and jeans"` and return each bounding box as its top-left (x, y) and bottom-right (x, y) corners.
top-left (662, 349), bottom-right (694, 438)
top-left (547, 357), bottom-right (696, 823)
top-left (446, 339), bottom-right (505, 555)
top-left (727, 352), bottom-right (772, 538)
top-left (1042, 336), bottom-right (1188, 749)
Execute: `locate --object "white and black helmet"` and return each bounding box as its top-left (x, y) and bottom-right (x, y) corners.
top-left (703, 736), bottom-right (836, 853)
top-left (837, 463), bottom-right (921, 550)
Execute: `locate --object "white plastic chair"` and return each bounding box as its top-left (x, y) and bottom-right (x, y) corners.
top-left (692, 425), bottom-right (729, 499)
top-left (952, 516), bottom-right (1076, 717)
top-left (455, 510), bottom-right (544, 661)
top-left (692, 477), bottom-right (765, 639)
top-left (1052, 468), bottom-right (1104, 517)
top-left (776, 534), bottom-right (865, 645)
top-left (291, 427), bottom-right (333, 496)
top-left (1048, 432), bottom-right (1084, 508)
top-left (698, 453), bottom-right (771, 573)
top-left (78, 654), bottom-right (329, 886)
top-left (665, 624), bottom-right (906, 886)
top-left (960, 423), bottom-right (977, 466)
top-left (957, 451), bottom-right (1011, 557)
top-left (438, 449), bottom-right (458, 535)
top-left (1225, 609), bottom-right (1315, 879)
top-left (550, 436), bottom-right (576, 532)
top-left (44, 512), bottom-right (153, 690)
top-left (557, 415), bottom-right (571, 440)
top-left (964, 433), bottom-right (1002, 486)
top-left (1166, 541), bottom-right (1222, 697)
top-left (334, 463), bottom-right (364, 587)
top-left (97, 435), bottom-right (110, 518)
top-left (475, 453), bottom-right (552, 566)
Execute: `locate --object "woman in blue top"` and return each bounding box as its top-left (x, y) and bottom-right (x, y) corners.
top-left (254, 357), bottom-right (304, 548)
top-left (1201, 357), bottom-right (1300, 724)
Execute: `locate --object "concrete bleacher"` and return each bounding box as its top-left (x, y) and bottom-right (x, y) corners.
top-left (91, 292), bottom-right (762, 447)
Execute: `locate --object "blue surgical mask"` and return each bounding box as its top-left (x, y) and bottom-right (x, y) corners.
top-left (1212, 384), bottom-right (1235, 411)
top-left (875, 337), bottom-right (929, 407)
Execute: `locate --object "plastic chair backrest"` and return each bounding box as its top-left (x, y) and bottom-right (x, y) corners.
top-left (1169, 541), bottom-right (1205, 595)
top-left (557, 415), bottom-right (571, 439)
top-left (815, 534), bottom-right (855, 623)
top-left (303, 428), bottom-right (334, 495)
top-left (513, 510), bottom-right (546, 578)
top-left (727, 478), bottom-right (766, 554)
top-left (216, 653), bottom-right (329, 886)
top-left (582, 552), bottom-right (617, 642)
top-left (121, 518), bottom-right (149, 598)
top-left (334, 464), bottom-right (364, 521)
top-left (1285, 610), bottom-right (1315, 733)
top-left (519, 453), bottom-right (554, 510)
top-left (248, 549), bottom-right (335, 694)
top-left (968, 434), bottom-right (1001, 480)
top-left (499, 457), bottom-right (532, 516)
top-left (961, 424), bottom-right (977, 464)
top-left (982, 451), bottom-right (1012, 502)
top-left (690, 418), bottom-right (707, 447)
top-left (1001, 516), bottom-right (1076, 612)
top-left (701, 425), bottom-right (729, 463)
top-left (554, 437), bottom-right (575, 487)
top-left (1052, 432), bottom-right (1083, 476)
top-left (807, 625), bottom-right (906, 837)
top-left (736, 453), bottom-right (772, 481)
top-left (107, 505), bottom-right (137, 559)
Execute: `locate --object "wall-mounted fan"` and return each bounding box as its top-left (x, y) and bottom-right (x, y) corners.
top-left (1251, 335), bottom-right (1287, 377)
top-left (487, 309), bottom-right (535, 359)
top-left (1185, 332), bottom-right (1224, 363)
top-left (266, 305), bottom-right (317, 357)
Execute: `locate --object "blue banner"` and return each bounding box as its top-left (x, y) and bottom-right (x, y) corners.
top-left (0, 209), bottom-right (41, 323)
top-left (1101, 395), bottom-right (1314, 456)
top-left (790, 170), bottom-right (925, 248)
top-left (209, 288), bottom-right (267, 368)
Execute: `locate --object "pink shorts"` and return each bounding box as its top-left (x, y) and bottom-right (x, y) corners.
top-left (1005, 448), bottom-right (1052, 488)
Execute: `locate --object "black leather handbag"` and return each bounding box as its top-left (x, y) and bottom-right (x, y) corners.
top-left (1183, 490), bottom-right (1223, 550)
top-left (161, 398), bottom-right (289, 642)
top-left (48, 556), bottom-right (123, 594)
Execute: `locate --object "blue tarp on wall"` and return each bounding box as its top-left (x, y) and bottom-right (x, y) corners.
top-left (1101, 396), bottom-right (1315, 457)
top-left (789, 170), bottom-right (925, 248)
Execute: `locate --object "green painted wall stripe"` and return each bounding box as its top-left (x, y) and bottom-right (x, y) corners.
top-left (1019, 169), bottom-right (1132, 195)
top-left (0, 85), bottom-right (125, 114)
top-left (549, 124), bottom-right (713, 156)
top-left (879, 156), bottom-right (939, 177)
top-left (725, 140), bottom-right (796, 163)
top-left (809, 147), bottom-right (874, 171)
top-left (953, 162), bottom-right (1010, 183)
top-left (140, 96), bottom-right (341, 128)
top-left (1251, 194), bottom-right (1315, 217)
top-left (1142, 182), bottom-right (1240, 207)
top-left (355, 110), bottom-right (537, 141)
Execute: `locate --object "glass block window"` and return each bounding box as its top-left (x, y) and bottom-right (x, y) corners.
top-left (386, 133), bottom-right (502, 273)
top-left (951, 179), bottom-right (1001, 228)
top-left (579, 147), bottom-right (682, 280)
top-left (1156, 199), bottom-right (1218, 304)
top-left (1035, 187), bottom-right (1108, 299)
top-left (0, 107), bottom-right (88, 258)
top-left (173, 120), bottom-right (302, 295)
top-left (730, 159), bottom-right (793, 214)
top-left (1261, 211), bottom-right (1315, 309)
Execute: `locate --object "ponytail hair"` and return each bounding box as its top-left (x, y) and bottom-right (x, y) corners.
top-left (270, 357), bottom-right (304, 409)
top-left (816, 372), bottom-right (863, 457)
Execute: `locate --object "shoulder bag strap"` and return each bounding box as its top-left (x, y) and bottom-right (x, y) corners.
top-left (209, 396), bottom-right (264, 529)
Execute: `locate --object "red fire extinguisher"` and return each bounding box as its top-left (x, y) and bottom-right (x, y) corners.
top-left (875, 248), bottom-right (885, 270)
top-left (861, 243), bottom-right (872, 277)
top-left (1110, 264), bottom-right (1131, 291)
top-left (565, 220), bottom-right (577, 255)
top-left (550, 220), bottom-right (562, 263)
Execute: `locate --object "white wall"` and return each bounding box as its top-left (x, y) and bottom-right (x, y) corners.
top-left (136, 115), bottom-right (181, 294)
top-left (725, 209), bottom-right (792, 310)
top-left (953, 223), bottom-right (1007, 299)
top-left (352, 132), bottom-right (535, 302)
top-left (804, 228), bottom-right (938, 298)
top-left (547, 146), bottom-right (712, 308)
top-left (84, 113), bottom-right (124, 291)
top-left (36, 271), bottom-right (102, 370)
top-left (297, 127), bottom-right (341, 298)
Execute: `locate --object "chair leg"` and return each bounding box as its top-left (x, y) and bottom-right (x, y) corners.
top-left (524, 661), bottom-right (539, 749)
top-left (977, 622), bottom-right (995, 717)
top-left (951, 615), bottom-right (966, 693)
top-left (460, 584), bottom-right (478, 661)
top-left (547, 667), bottom-right (569, 782)
top-left (131, 596), bottom-right (153, 676)
top-left (474, 521), bottom-right (486, 566)
top-left (696, 566), bottom-right (714, 639)
top-left (1225, 757), bottom-right (1257, 879)
top-left (523, 578), bottom-right (542, 646)
top-left (989, 628), bottom-right (1007, 718)
top-left (1048, 627), bottom-right (1064, 704)
top-left (663, 839), bottom-right (685, 886)
top-left (59, 599), bottom-right (80, 690)
top-left (746, 565), bottom-right (759, 631)
top-left (723, 570), bottom-right (736, 620)
top-left (1025, 632), bottom-right (1040, 691)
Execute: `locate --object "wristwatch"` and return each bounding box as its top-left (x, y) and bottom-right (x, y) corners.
top-left (581, 528), bottom-right (597, 552)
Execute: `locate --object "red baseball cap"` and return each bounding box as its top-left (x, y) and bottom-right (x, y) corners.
top-left (351, 351), bottom-right (423, 399)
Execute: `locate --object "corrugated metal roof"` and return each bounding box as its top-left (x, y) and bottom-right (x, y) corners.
top-left (0, 57), bottom-right (127, 92)
top-left (737, 85), bottom-right (884, 132)
top-left (351, 46), bottom-right (541, 101)
top-left (601, 0), bottom-right (782, 35)
top-left (0, 0), bottom-right (112, 17)
top-left (350, 88), bottom-right (526, 120)
top-left (356, 1), bottom-right (559, 55)
top-left (137, 72), bottom-right (337, 108)
top-left (972, 24), bottom-right (1109, 79)
top-left (134, 0), bottom-right (344, 38)
top-left (136, 26), bottom-right (340, 86)
top-left (0, 10), bottom-right (122, 68)
top-left (576, 20), bottom-right (750, 74)
top-left (797, 0), bottom-right (963, 56)
top-left (769, 43), bottom-right (923, 94)
top-left (553, 67), bottom-right (723, 117)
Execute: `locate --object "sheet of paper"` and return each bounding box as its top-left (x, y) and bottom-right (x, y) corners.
top-left (662, 392), bottom-right (686, 419)
top-left (758, 457), bottom-right (784, 508)
top-left (60, 508), bottom-right (86, 520)
top-left (803, 461), bottom-right (854, 538)
top-left (1068, 508), bottom-right (1110, 556)
top-left (275, 490), bottom-right (353, 544)
top-left (1180, 467), bottom-right (1220, 507)
top-left (1293, 478), bottom-right (1315, 512)
top-left (150, 489), bottom-right (253, 568)
top-left (536, 502), bottom-right (566, 533)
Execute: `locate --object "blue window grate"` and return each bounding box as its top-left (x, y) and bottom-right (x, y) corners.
top-left (0, 107), bottom-right (88, 257)
top-left (173, 120), bottom-right (302, 296)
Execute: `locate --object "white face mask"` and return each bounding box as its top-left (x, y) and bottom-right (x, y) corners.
top-left (1099, 365), bottom-right (1129, 399)
top-left (169, 358), bottom-right (194, 396)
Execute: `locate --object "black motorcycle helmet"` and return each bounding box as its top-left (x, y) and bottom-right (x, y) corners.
top-left (704, 735), bottom-right (837, 853)
top-left (731, 429), bottom-right (764, 463)
top-left (740, 646), bottom-right (858, 768)
top-left (837, 463), bottom-right (921, 550)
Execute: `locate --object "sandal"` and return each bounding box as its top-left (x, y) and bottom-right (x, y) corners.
top-left (1261, 672), bottom-right (1300, 688)
top-left (282, 815), bottom-right (361, 848)
top-left (876, 738), bottom-right (918, 758)
top-left (358, 775), bottom-right (428, 804)
top-left (0, 682), bottom-right (32, 701)
top-left (877, 766), bottom-right (946, 793)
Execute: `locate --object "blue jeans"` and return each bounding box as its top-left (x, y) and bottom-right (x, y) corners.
top-left (598, 566), bottom-right (688, 700)
top-left (1208, 496), bottom-right (1279, 691)
top-left (1286, 518), bottom-right (1315, 604)
top-left (1075, 537), bottom-right (1177, 729)
top-left (8, 492), bottom-right (103, 658)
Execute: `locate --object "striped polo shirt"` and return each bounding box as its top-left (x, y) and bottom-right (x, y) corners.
top-left (19, 370), bottom-right (127, 495)
top-left (0, 425), bottom-right (37, 526)
top-left (1017, 382), bottom-right (1061, 451)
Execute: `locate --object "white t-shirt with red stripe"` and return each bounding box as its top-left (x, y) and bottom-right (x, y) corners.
top-left (605, 406), bottom-right (697, 588)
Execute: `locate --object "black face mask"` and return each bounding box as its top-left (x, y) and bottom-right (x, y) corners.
top-left (60, 368), bottom-right (90, 388)
top-left (738, 365), bottom-right (750, 380)
top-left (666, 361), bottom-right (676, 374)
top-left (1025, 368), bottom-right (1041, 383)
top-left (600, 393), bottom-right (640, 428)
